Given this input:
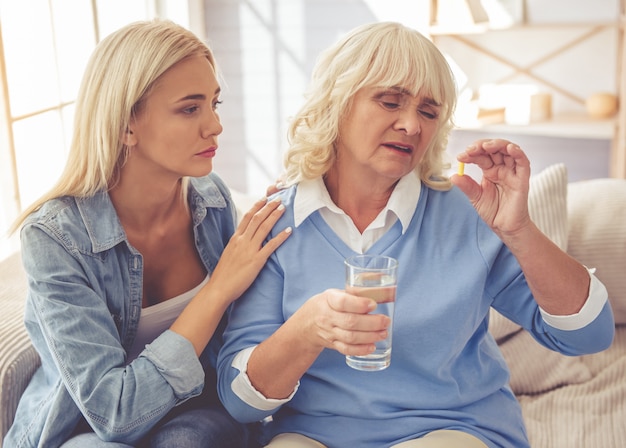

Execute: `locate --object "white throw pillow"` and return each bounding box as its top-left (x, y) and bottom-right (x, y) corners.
top-left (567, 178), bottom-right (626, 324)
top-left (527, 163), bottom-right (568, 251)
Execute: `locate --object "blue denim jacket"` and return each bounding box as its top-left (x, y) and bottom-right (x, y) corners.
top-left (5, 174), bottom-right (237, 448)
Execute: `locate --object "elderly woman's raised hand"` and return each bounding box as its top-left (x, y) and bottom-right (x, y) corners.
top-left (450, 139), bottom-right (533, 240)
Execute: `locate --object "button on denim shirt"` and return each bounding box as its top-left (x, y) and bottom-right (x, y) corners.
top-left (6, 173), bottom-right (237, 448)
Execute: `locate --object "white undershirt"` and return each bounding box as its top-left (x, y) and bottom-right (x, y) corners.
top-left (126, 275), bottom-right (210, 363)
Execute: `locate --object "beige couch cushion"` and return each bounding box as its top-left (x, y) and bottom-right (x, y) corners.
top-left (0, 251), bottom-right (40, 442)
top-left (527, 163), bottom-right (568, 251)
top-left (567, 178), bottom-right (626, 323)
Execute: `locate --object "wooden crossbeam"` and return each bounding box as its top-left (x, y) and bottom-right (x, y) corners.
top-left (612, 2), bottom-right (626, 178)
top-left (445, 27), bottom-right (610, 105)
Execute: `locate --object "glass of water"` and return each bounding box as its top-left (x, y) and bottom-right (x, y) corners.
top-left (344, 254), bottom-right (398, 371)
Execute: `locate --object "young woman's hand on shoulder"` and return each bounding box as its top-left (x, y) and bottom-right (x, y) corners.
top-left (211, 196), bottom-right (291, 304)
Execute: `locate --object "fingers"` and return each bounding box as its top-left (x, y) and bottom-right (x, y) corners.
top-left (266, 173), bottom-right (287, 196)
top-left (265, 184), bottom-right (280, 197)
top-left (265, 182), bottom-right (284, 197)
top-left (236, 196), bottom-right (271, 230)
top-left (328, 289), bottom-right (377, 314)
top-left (319, 290), bottom-right (390, 355)
top-left (323, 325), bottom-right (389, 356)
top-left (457, 144), bottom-right (493, 172)
top-left (463, 139), bottom-right (524, 162)
top-left (259, 226), bottom-right (292, 257)
top-left (246, 198), bottom-right (284, 241)
top-left (457, 139), bottom-right (530, 176)
top-left (450, 172), bottom-right (480, 202)
top-left (229, 197), bottom-right (292, 277)
top-left (205, 193), bottom-right (293, 305)
top-left (236, 197), bottom-right (288, 242)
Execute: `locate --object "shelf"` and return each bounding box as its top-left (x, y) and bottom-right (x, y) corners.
top-left (454, 114), bottom-right (617, 140)
top-left (428, 21), bottom-right (618, 36)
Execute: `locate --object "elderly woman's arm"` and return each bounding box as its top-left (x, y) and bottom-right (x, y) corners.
top-left (452, 139), bottom-right (602, 316)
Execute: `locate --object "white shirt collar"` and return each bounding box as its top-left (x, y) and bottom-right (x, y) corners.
top-left (293, 172), bottom-right (421, 234)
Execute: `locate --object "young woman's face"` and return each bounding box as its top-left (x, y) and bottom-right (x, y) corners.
top-left (127, 54), bottom-right (223, 180)
top-left (335, 86), bottom-right (441, 182)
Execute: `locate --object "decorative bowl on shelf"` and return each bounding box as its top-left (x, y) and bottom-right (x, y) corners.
top-left (586, 92), bottom-right (618, 119)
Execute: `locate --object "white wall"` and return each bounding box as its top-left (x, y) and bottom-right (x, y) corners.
top-left (204, 0), bottom-right (431, 194)
top-left (203, 0), bottom-right (619, 193)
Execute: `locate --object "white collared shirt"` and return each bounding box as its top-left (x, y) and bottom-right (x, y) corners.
top-left (294, 172), bottom-right (421, 253)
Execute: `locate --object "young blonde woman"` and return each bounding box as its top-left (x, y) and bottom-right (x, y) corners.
top-left (6, 19), bottom-right (290, 448)
top-left (216, 22), bottom-right (614, 447)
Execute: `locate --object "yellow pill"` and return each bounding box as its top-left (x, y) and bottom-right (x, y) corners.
top-left (457, 162), bottom-right (465, 176)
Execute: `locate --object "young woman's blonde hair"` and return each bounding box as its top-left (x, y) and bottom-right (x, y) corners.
top-left (10, 19), bottom-right (216, 233)
top-left (284, 21), bottom-right (457, 190)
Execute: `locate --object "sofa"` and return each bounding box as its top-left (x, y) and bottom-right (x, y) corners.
top-left (1, 164), bottom-right (625, 447)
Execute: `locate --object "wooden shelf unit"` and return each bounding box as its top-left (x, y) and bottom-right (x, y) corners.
top-left (456, 114), bottom-right (616, 140)
top-left (426, 0), bottom-right (625, 178)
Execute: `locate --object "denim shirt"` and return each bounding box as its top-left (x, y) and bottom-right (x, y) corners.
top-left (5, 174), bottom-right (237, 448)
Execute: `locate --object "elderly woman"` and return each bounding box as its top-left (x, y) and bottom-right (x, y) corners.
top-left (217, 22), bottom-right (614, 448)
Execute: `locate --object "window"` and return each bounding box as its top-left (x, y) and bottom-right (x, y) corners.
top-left (0, 0), bottom-right (197, 260)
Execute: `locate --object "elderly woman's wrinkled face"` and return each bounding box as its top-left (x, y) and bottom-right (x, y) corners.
top-left (335, 86), bottom-right (440, 183)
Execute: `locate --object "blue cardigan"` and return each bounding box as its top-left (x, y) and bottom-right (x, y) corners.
top-left (217, 183), bottom-right (614, 448)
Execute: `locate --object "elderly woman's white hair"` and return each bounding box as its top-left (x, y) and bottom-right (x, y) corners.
top-left (284, 21), bottom-right (457, 190)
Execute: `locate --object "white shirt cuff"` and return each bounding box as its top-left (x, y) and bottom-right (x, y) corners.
top-left (539, 268), bottom-right (609, 331)
top-left (231, 346), bottom-right (299, 411)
